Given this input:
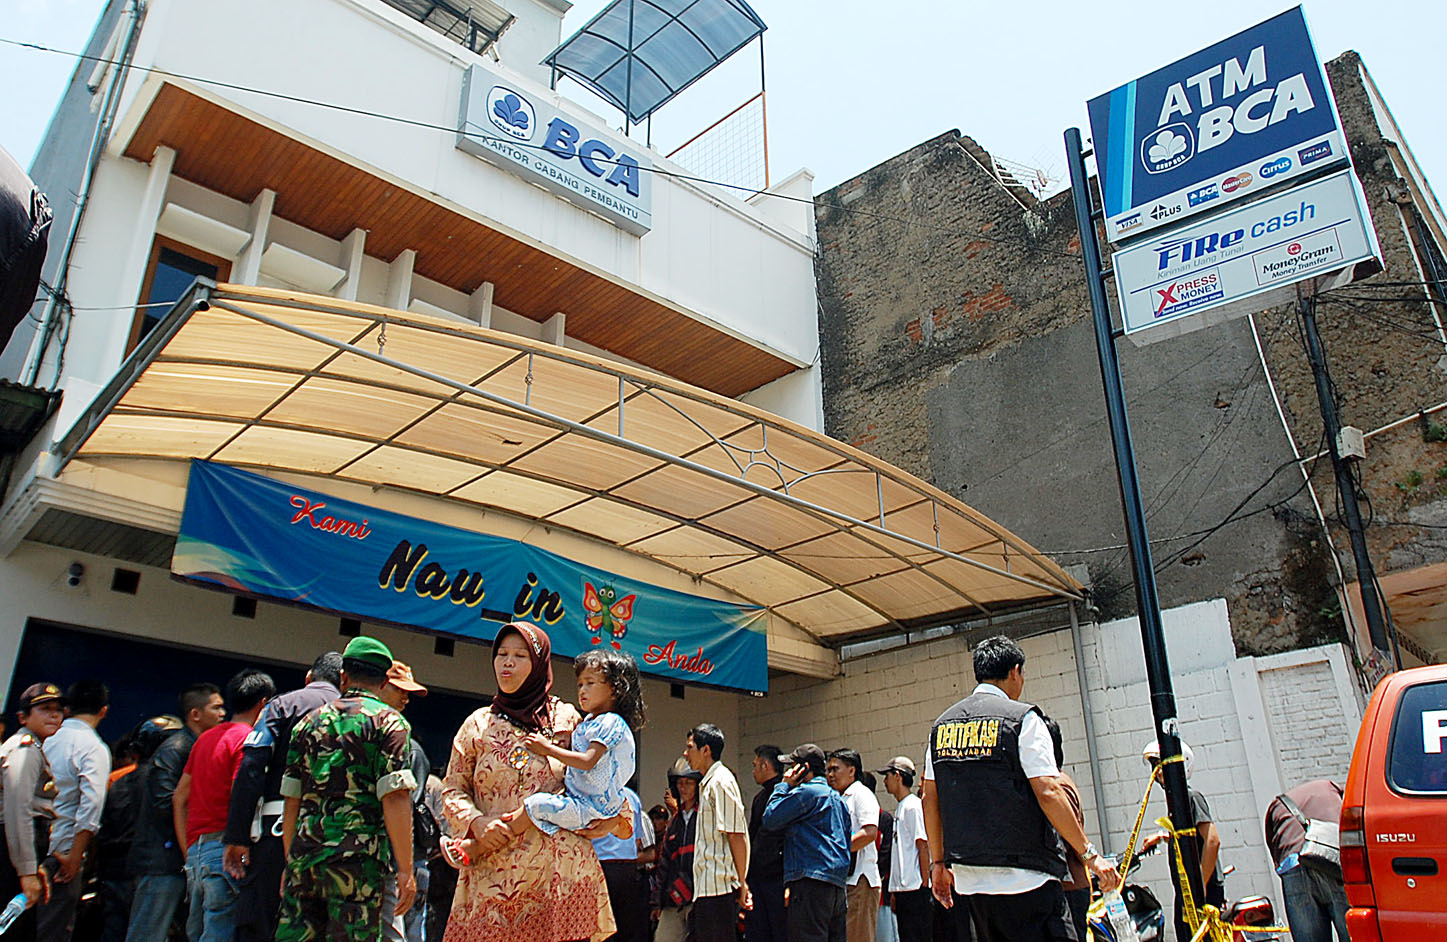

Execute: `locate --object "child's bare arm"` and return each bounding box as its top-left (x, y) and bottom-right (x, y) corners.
top-left (524, 732), bottom-right (608, 770)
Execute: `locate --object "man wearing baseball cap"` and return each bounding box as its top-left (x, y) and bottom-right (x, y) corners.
top-left (377, 662), bottom-right (428, 942)
top-left (1, 683), bottom-right (66, 940)
top-left (277, 637), bottom-right (418, 942)
top-left (761, 744), bottom-right (851, 942)
top-left (876, 757), bottom-right (929, 942)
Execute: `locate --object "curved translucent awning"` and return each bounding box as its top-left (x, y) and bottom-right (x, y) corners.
top-left (59, 283), bottom-right (1081, 644)
top-left (544, 0), bottom-right (766, 124)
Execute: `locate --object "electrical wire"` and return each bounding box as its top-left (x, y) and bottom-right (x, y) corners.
top-left (0, 35), bottom-right (1084, 263)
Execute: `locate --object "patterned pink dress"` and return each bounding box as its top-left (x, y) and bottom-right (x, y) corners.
top-left (440, 700), bottom-right (616, 942)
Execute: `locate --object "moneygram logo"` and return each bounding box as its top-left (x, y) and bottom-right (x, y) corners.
top-left (1221, 172), bottom-right (1253, 194)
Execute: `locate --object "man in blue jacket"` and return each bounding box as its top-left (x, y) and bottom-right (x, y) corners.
top-left (761, 744), bottom-right (851, 942)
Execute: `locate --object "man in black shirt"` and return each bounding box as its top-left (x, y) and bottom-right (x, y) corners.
top-left (745, 745), bottom-right (786, 942)
top-left (222, 652), bottom-right (342, 942)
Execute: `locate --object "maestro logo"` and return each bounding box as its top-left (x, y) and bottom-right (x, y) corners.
top-left (1260, 157), bottom-right (1293, 179)
top-left (1141, 123), bottom-right (1195, 174)
top-left (486, 85), bottom-right (536, 141)
top-left (1221, 172), bottom-right (1253, 194)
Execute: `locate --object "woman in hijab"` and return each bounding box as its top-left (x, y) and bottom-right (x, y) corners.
top-left (441, 623), bottom-right (616, 942)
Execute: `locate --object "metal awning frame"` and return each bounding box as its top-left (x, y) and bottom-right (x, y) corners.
top-left (57, 282), bottom-right (1082, 644)
top-left (545, 0), bottom-right (766, 128)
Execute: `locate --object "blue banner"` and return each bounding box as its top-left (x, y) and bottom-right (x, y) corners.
top-left (1087, 7), bottom-right (1346, 242)
top-left (172, 461), bottom-right (769, 692)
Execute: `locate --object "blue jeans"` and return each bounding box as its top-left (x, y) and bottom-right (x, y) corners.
top-left (1279, 865), bottom-right (1349, 942)
top-left (125, 873), bottom-right (186, 942)
top-left (185, 838), bottom-right (240, 942)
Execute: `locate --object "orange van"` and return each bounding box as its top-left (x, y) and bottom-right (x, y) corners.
top-left (1340, 663), bottom-right (1447, 941)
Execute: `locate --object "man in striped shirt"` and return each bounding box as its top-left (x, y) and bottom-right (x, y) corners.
top-left (682, 724), bottom-right (750, 942)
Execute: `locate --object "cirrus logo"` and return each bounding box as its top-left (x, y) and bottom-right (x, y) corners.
top-left (1260, 157), bottom-right (1292, 179)
top-left (486, 86), bottom-right (536, 141)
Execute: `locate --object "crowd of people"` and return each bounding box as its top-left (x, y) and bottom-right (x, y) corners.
top-left (0, 623), bottom-right (1348, 942)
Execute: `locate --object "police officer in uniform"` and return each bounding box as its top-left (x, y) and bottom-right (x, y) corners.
top-left (921, 637), bottom-right (1119, 942)
top-left (0, 684), bottom-right (66, 941)
top-left (221, 652), bottom-right (342, 942)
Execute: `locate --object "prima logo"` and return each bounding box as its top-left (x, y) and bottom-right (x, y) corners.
top-left (486, 86), bottom-right (536, 141)
top-left (1141, 123), bottom-right (1195, 174)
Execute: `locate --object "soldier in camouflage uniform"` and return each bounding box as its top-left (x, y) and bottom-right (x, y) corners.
top-left (278, 637), bottom-right (417, 942)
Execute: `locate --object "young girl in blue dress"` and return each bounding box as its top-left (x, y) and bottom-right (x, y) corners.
top-left (443, 648), bottom-right (646, 865)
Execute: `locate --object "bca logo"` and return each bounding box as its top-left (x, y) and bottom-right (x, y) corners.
top-left (486, 86), bottom-right (536, 141)
top-left (1141, 123), bottom-right (1195, 174)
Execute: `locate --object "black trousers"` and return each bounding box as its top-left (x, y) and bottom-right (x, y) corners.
top-left (233, 830), bottom-right (285, 942)
top-left (0, 822), bottom-right (49, 942)
top-left (894, 888), bottom-right (934, 942)
top-left (744, 877), bottom-right (785, 942)
top-left (967, 882), bottom-right (1076, 942)
top-left (932, 893), bottom-right (973, 942)
top-left (785, 879), bottom-right (845, 942)
top-left (686, 893), bottom-right (738, 942)
top-left (601, 860), bottom-right (649, 942)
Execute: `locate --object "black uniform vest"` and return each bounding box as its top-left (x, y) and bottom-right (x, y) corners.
top-left (929, 692), bottom-right (1067, 878)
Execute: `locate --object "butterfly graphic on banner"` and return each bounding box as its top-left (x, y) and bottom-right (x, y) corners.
top-left (583, 580), bottom-right (637, 649)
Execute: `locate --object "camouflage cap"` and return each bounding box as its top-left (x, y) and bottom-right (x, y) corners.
top-left (342, 636), bottom-right (394, 671)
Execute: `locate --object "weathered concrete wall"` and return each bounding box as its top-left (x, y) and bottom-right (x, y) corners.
top-left (814, 52), bottom-right (1447, 658)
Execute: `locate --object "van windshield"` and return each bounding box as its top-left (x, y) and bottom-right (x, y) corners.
top-left (1389, 679), bottom-right (1447, 795)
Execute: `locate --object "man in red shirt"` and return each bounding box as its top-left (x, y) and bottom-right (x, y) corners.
top-left (174, 669), bottom-right (276, 942)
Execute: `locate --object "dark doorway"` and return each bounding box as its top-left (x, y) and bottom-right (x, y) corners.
top-left (5, 619), bottom-right (482, 772)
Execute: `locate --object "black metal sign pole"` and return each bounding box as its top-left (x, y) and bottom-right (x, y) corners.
top-left (1063, 127), bottom-right (1206, 906)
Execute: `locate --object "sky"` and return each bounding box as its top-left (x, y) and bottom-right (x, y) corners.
top-left (3, 0), bottom-right (1444, 205)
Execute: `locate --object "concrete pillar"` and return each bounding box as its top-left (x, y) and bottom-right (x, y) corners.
top-left (233, 188), bottom-right (276, 285)
top-left (384, 249), bottom-right (416, 311)
top-left (109, 144), bottom-right (175, 357)
top-left (469, 281), bottom-right (494, 328)
top-left (335, 228), bottom-right (367, 301)
top-left (542, 311), bottom-right (565, 346)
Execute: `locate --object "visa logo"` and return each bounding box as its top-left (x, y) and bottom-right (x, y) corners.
top-left (1260, 157), bottom-right (1292, 179)
top-left (1118, 212), bottom-right (1143, 231)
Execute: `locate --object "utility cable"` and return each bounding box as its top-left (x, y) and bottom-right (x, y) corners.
top-left (0, 35), bottom-right (1083, 262)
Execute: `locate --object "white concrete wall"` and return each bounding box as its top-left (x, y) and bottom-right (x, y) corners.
top-left (0, 540), bottom-right (742, 801)
top-left (110, 0), bottom-right (818, 361)
top-left (739, 600), bottom-right (1367, 940)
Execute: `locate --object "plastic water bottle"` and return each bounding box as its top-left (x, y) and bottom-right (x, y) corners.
top-left (0, 892), bottom-right (29, 933)
top-left (1102, 888), bottom-right (1140, 942)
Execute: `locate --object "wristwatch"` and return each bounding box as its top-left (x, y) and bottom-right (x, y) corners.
top-left (1080, 842), bottom-right (1101, 863)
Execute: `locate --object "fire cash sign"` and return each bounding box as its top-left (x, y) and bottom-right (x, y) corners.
top-left (1087, 6), bottom-right (1347, 242)
top-left (1113, 169), bottom-right (1379, 337)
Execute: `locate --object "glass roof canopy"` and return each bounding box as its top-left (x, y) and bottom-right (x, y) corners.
top-left (543, 0), bottom-right (766, 125)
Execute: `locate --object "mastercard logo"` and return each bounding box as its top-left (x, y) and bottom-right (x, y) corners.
top-left (1221, 172), bottom-right (1253, 194)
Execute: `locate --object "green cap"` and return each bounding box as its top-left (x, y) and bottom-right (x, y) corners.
top-left (343, 636), bottom-right (394, 671)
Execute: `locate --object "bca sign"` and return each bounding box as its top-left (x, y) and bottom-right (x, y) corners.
top-left (1114, 170), bottom-right (1379, 339)
top-left (458, 64), bottom-right (653, 235)
top-left (1088, 6), bottom-right (1345, 242)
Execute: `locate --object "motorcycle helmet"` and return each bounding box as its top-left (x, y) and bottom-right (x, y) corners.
top-left (131, 714), bottom-right (183, 761)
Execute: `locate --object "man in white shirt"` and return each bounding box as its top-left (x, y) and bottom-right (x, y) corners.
top-left (878, 757), bottom-right (929, 942)
top-left (40, 679), bottom-right (112, 942)
top-left (826, 748), bottom-right (880, 942)
top-left (922, 636), bottom-right (1118, 942)
top-left (684, 723), bottom-right (750, 942)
